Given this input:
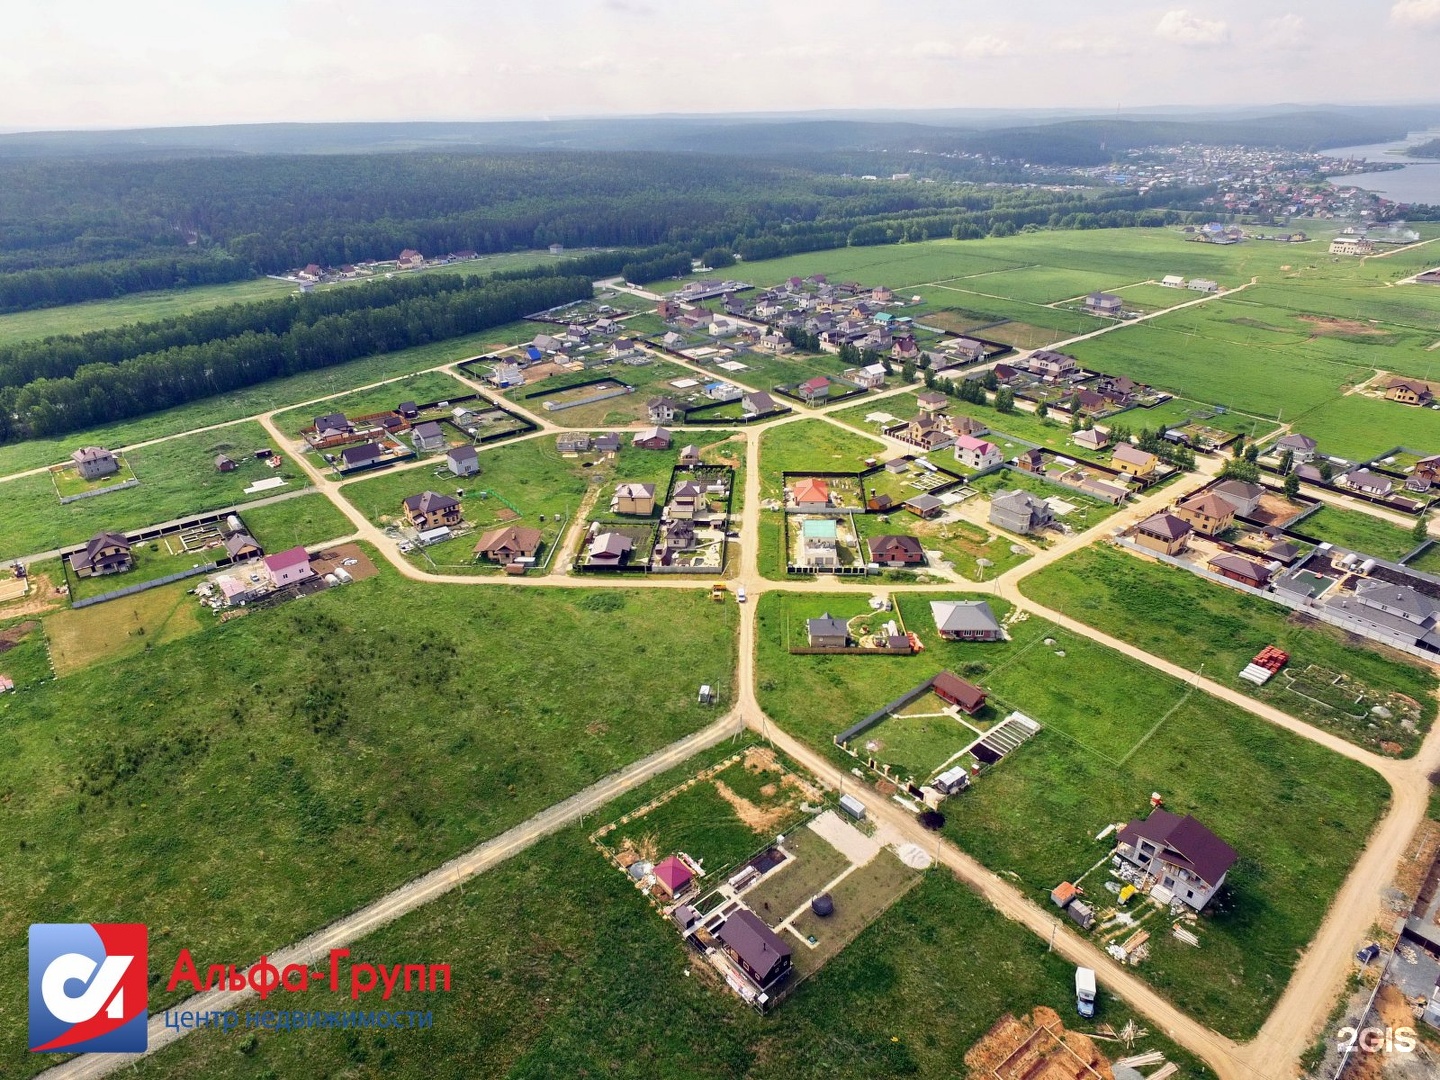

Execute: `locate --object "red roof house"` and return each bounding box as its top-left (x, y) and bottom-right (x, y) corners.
top-left (654, 855), bottom-right (693, 899)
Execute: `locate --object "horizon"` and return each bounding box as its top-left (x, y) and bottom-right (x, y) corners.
top-left (8, 1), bottom-right (1440, 130)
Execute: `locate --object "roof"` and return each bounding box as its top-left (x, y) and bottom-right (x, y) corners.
top-left (955, 434), bottom-right (996, 453)
top-left (904, 493), bottom-right (943, 512)
top-left (447, 444), bottom-right (478, 462)
top-left (475, 525), bottom-right (542, 555)
top-left (1355, 580), bottom-right (1439, 620)
top-left (916, 390), bottom-right (948, 405)
top-left (615, 482), bottom-right (655, 500)
top-left (314, 412), bottom-right (349, 432)
top-left (1345, 469), bottom-right (1392, 492)
top-left (1118, 810), bottom-right (1238, 887)
top-left (412, 421), bottom-right (444, 439)
top-left (716, 909), bottom-right (791, 980)
top-left (744, 390), bottom-right (777, 411)
top-left (931, 671), bottom-right (986, 711)
top-left (1136, 512), bottom-right (1192, 541)
top-left (930, 600), bottom-right (1001, 635)
top-left (589, 531), bottom-right (633, 558)
top-left (793, 477), bottom-right (829, 503)
top-left (1276, 433), bottom-right (1317, 451)
top-left (807, 612), bottom-right (850, 638)
top-left (402, 491), bottom-right (459, 515)
top-left (1214, 479), bottom-right (1263, 502)
top-left (223, 533), bottom-right (259, 556)
top-left (340, 442), bottom-right (384, 465)
top-left (869, 534), bottom-right (925, 558)
top-left (992, 489), bottom-right (1046, 515)
top-left (800, 376), bottom-right (830, 392)
top-left (679, 443), bottom-right (699, 457)
top-left (1208, 553), bottom-right (1271, 585)
top-left (654, 855), bottom-right (692, 893)
top-left (1178, 492), bottom-right (1234, 519)
top-left (264, 546), bottom-right (310, 573)
top-left (634, 426), bottom-right (671, 444)
top-left (72, 445), bottom-right (114, 462)
top-left (1112, 443), bottom-right (1156, 467)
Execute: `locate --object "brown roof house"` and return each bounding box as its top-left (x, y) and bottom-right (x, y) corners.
top-left (1133, 512), bottom-right (1192, 556)
top-left (1384, 378), bottom-right (1434, 406)
top-left (868, 534), bottom-right (925, 567)
top-left (587, 531), bottom-right (634, 566)
top-left (613, 482), bottom-right (656, 516)
top-left (223, 533), bottom-right (263, 561)
top-left (932, 671), bottom-right (987, 714)
top-left (633, 427), bottom-right (672, 451)
top-left (716, 909), bottom-right (791, 993)
top-left (70, 531), bottom-right (133, 578)
top-left (71, 446), bottom-right (119, 481)
top-left (1116, 809), bottom-right (1238, 912)
top-left (1173, 492), bottom-right (1235, 537)
top-left (1208, 553), bottom-right (1272, 589)
top-left (1112, 443), bottom-right (1158, 479)
top-left (474, 526), bottom-right (542, 564)
top-left (402, 491), bottom-right (462, 531)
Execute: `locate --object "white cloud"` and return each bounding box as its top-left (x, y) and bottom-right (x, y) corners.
top-left (1390, 0), bottom-right (1440, 27)
top-left (914, 35), bottom-right (1013, 61)
top-left (1155, 9), bottom-right (1231, 46)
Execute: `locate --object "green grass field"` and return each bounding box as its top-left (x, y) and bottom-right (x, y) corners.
top-left (0, 614), bottom-right (52, 690)
top-left (1299, 504), bottom-right (1422, 561)
top-left (758, 420), bottom-right (885, 499)
top-left (504, 359), bottom-right (707, 428)
top-left (125, 740), bottom-right (1209, 1080)
top-left (236, 493), bottom-right (356, 551)
top-left (0, 278), bottom-right (295, 347)
top-left (0, 561), bottom-right (737, 1075)
top-left (1286, 394), bottom-right (1440, 461)
top-left (754, 588), bottom-right (1391, 1040)
top-left (0, 421), bottom-right (307, 561)
top-left (1020, 545), bottom-right (1437, 755)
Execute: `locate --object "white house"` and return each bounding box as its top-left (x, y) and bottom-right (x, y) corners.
top-left (953, 434), bottom-right (1002, 472)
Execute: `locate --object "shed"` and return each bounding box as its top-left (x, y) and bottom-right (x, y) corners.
top-left (838, 794), bottom-right (866, 820)
top-left (1067, 900), bottom-right (1096, 929)
top-left (1051, 882), bottom-right (1079, 909)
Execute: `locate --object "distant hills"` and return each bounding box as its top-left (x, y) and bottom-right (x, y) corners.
top-left (2, 105), bottom-right (1439, 165)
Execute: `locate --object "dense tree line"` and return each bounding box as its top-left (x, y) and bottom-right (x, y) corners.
top-left (0, 273), bottom-right (590, 443)
top-left (0, 267), bottom-right (577, 387)
top-left (0, 151), bottom-right (1202, 312)
top-left (0, 251), bottom-right (252, 313)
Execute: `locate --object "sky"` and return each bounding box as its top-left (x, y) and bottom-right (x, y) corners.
top-left (2, 0), bottom-right (1439, 131)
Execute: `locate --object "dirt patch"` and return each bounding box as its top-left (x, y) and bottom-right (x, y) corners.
top-left (1299, 314), bottom-right (1392, 338)
top-left (585, 719), bottom-right (609, 737)
top-left (779, 770), bottom-right (823, 804)
top-left (713, 779), bottom-right (794, 835)
top-left (1246, 492), bottom-right (1310, 528)
top-left (0, 573), bottom-right (65, 618)
top-left (495, 507), bottom-right (520, 522)
top-left (308, 542), bottom-right (378, 581)
top-left (965, 1007), bottom-right (1112, 1080)
top-left (759, 782), bottom-right (778, 798)
top-left (0, 620), bottom-right (40, 651)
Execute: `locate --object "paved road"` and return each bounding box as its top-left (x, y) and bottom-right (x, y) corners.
top-left (38, 711), bottom-right (746, 1080)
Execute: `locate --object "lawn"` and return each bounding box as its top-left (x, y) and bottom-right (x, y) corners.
top-left (503, 358), bottom-right (707, 428)
top-left (853, 511), bottom-right (1031, 582)
top-left (833, 393), bottom-right (1109, 462)
top-left (64, 534), bottom-right (221, 602)
top-left (970, 468), bottom-right (1122, 530)
top-left (1286, 394), bottom-right (1440, 461)
top-left (127, 742), bottom-right (1209, 1080)
top-left (1020, 545), bottom-right (1438, 756)
top-left (741, 826), bottom-right (853, 923)
top-left (272, 371), bottom-right (474, 436)
top-left (43, 578), bottom-right (205, 676)
top-left (711, 349), bottom-right (854, 394)
top-left (1408, 543), bottom-right (1440, 575)
top-left (0, 421), bottom-right (306, 561)
top-left (238, 493), bottom-right (356, 551)
top-left (0, 277), bottom-right (295, 347)
top-left (0, 614), bottom-right (53, 690)
top-left (1300, 504), bottom-right (1422, 561)
top-left (754, 588), bottom-right (1392, 1040)
top-left (0, 560), bottom-right (737, 1075)
top-left (758, 419), bottom-right (884, 500)
top-left (338, 438), bottom-right (596, 572)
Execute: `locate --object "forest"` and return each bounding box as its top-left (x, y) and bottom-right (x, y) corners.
top-left (0, 150), bottom-right (1212, 313)
top-left (0, 271), bottom-right (590, 442)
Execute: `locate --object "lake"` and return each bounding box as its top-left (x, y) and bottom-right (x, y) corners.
top-left (1326, 131), bottom-right (1440, 206)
